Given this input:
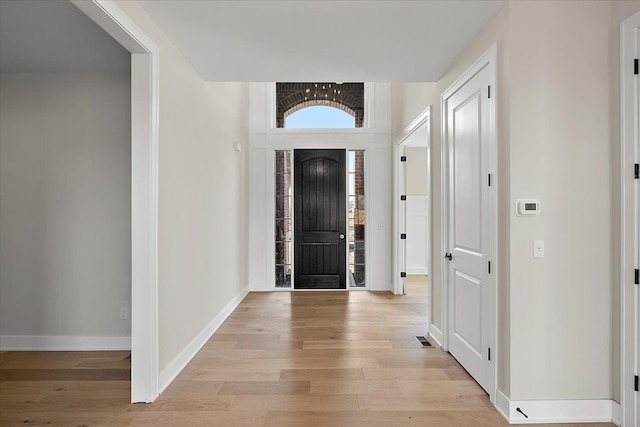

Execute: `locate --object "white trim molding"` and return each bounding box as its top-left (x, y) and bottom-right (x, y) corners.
top-left (440, 44), bottom-right (498, 403)
top-left (158, 286), bottom-right (250, 394)
top-left (71, 0), bottom-right (160, 403)
top-left (0, 335), bottom-right (131, 351)
top-left (620, 9), bottom-right (640, 427)
top-left (248, 83), bottom-right (392, 293)
top-left (428, 326), bottom-right (443, 348)
top-left (496, 391), bottom-right (618, 425)
top-left (392, 106), bottom-right (432, 297)
top-left (612, 401), bottom-right (621, 426)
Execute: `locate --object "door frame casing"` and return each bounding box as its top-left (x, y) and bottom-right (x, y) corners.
top-left (620, 10), bottom-right (640, 426)
top-left (270, 147), bottom-right (369, 292)
top-left (249, 83), bottom-right (392, 293)
top-left (441, 44), bottom-right (498, 403)
top-left (393, 107), bottom-right (432, 297)
top-left (71, 0), bottom-right (160, 403)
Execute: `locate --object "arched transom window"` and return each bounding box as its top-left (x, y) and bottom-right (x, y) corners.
top-left (276, 82), bottom-right (364, 128)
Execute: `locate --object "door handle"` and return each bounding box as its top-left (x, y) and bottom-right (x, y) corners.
top-left (339, 233), bottom-right (345, 240)
top-left (444, 252), bottom-right (452, 260)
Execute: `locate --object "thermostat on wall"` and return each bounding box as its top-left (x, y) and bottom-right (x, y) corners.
top-left (516, 199), bottom-right (540, 216)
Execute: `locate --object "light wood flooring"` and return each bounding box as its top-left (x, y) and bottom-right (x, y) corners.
top-left (1, 277), bottom-right (614, 426)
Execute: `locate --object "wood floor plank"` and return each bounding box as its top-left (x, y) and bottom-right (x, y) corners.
top-left (310, 379), bottom-right (401, 395)
top-left (217, 380), bottom-right (310, 395)
top-left (357, 394), bottom-right (492, 411)
top-left (229, 395), bottom-right (360, 412)
top-left (0, 368), bottom-right (130, 382)
top-left (192, 368), bottom-right (282, 382)
top-left (302, 339), bottom-right (392, 350)
top-left (129, 410), bottom-right (268, 427)
top-left (279, 368), bottom-right (364, 381)
top-left (362, 367), bottom-right (450, 380)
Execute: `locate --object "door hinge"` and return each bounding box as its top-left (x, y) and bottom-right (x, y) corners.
top-left (635, 268), bottom-right (639, 285)
top-left (488, 85), bottom-right (491, 98)
top-left (635, 375), bottom-right (639, 391)
top-left (635, 58), bottom-right (639, 75)
top-left (400, 272), bottom-right (407, 278)
top-left (488, 347), bottom-right (491, 361)
top-left (400, 233), bottom-right (406, 240)
top-left (488, 173), bottom-right (492, 187)
top-left (400, 155), bottom-right (407, 162)
top-left (635, 163), bottom-right (639, 179)
top-left (488, 261), bottom-right (491, 274)
top-left (400, 194), bottom-right (406, 201)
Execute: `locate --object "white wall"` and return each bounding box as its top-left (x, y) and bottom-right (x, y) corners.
top-left (110, 1), bottom-right (250, 383)
top-left (0, 71), bottom-right (131, 344)
top-left (393, 0), bottom-right (640, 405)
top-left (508, 0), bottom-right (613, 400)
top-left (405, 147), bottom-right (428, 196)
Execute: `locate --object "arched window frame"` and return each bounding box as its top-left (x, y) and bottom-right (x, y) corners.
top-left (284, 101), bottom-right (357, 128)
top-left (275, 82), bottom-right (365, 128)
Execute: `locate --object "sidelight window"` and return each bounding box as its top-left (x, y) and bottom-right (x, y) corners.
top-left (275, 150), bottom-right (293, 288)
top-left (348, 150), bottom-right (365, 287)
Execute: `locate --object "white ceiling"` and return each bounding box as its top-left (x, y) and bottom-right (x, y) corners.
top-left (0, 0), bottom-right (129, 73)
top-left (137, 0), bottom-right (506, 82)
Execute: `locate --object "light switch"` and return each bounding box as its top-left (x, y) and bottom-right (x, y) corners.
top-left (533, 240), bottom-right (544, 258)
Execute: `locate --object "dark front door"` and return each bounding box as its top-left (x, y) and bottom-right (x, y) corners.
top-left (294, 149), bottom-right (346, 289)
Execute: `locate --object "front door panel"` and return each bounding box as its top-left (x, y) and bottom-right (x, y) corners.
top-left (294, 149), bottom-right (346, 289)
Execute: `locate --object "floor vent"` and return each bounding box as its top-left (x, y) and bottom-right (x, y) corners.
top-left (414, 336), bottom-right (433, 347)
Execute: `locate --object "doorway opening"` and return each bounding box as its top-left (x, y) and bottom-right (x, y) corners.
top-left (393, 106), bottom-right (432, 344)
top-left (71, 0), bottom-right (160, 402)
top-left (274, 149), bottom-right (366, 290)
top-left (620, 10), bottom-right (640, 426)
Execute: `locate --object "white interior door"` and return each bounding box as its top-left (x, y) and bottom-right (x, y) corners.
top-left (444, 62), bottom-right (494, 395)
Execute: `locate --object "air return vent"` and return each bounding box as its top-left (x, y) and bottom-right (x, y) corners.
top-left (414, 336), bottom-right (433, 347)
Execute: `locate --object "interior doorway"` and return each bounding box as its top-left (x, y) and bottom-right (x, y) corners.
top-left (393, 106), bottom-right (432, 343)
top-left (71, 0), bottom-right (160, 403)
top-left (620, 10), bottom-right (640, 426)
top-left (393, 107), bottom-right (431, 294)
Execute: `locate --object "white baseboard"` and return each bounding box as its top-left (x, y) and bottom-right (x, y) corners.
top-left (0, 335), bottom-right (131, 351)
top-left (429, 324), bottom-right (443, 347)
top-left (611, 401), bottom-right (621, 426)
top-left (368, 281), bottom-right (393, 292)
top-left (158, 286), bottom-right (249, 394)
top-left (406, 268), bottom-right (428, 275)
top-left (495, 390), bottom-right (511, 422)
top-left (249, 281), bottom-right (270, 292)
top-left (495, 390), bottom-right (616, 424)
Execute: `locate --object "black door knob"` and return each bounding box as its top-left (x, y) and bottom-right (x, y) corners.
top-left (444, 252), bottom-right (452, 260)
